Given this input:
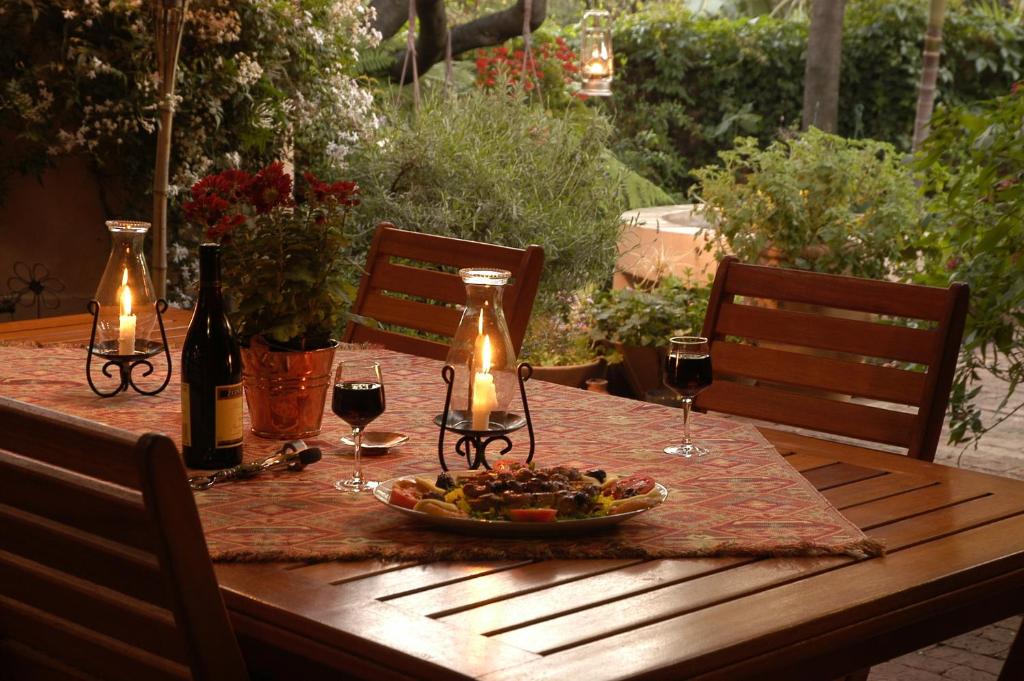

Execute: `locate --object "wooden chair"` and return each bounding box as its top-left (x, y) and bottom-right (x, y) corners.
top-left (695, 256), bottom-right (969, 461)
top-left (343, 223), bottom-right (545, 360)
top-left (0, 396), bottom-right (247, 681)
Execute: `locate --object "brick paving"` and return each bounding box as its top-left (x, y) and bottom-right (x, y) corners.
top-left (869, 377), bottom-right (1023, 681)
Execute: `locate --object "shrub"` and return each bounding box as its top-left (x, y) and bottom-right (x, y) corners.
top-left (347, 89), bottom-right (624, 310)
top-left (693, 128), bottom-right (924, 280)
top-left (611, 0), bottom-right (1024, 195)
top-left (588, 276), bottom-right (710, 350)
top-left (916, 86), bottom-right (1024, 445)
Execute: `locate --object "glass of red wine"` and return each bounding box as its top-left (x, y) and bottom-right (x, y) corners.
top-left (332, 360), bottom-right (385, 492)
top-left (663, 336), bottom-right (712, 458)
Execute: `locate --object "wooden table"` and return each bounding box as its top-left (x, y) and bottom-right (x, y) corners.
top-left (0, 308), bottom-right (194, 347)
top-left (3, 314), bottom-right (1023, 681)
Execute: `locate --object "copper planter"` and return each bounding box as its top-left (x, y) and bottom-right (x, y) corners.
top-left (241, 340), bottom-right (337, 439)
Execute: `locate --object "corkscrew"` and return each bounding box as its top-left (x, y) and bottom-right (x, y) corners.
top-left (188, 440), bottom-right (322, 490)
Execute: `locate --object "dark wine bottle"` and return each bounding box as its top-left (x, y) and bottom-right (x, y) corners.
top-left (181, 243), bottom-right (244, 469)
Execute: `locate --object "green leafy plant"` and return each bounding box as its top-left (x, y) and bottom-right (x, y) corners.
top-left (588, 276), bottom-right (710, 350)
top-left (693, 128), bottom-right (923, 280)
top-left (182, 162), bottom-right (358, 350)
top-left (348, 89), bottom-right (624, 311)
top-left (0, 1), bottom-right (379, 300)
top-left (916, 85), bottom-right (1024, 445)
top-left (519, 289), bottom-right (599, 367)
top-left (610, 0), bottom-right (1024, 195)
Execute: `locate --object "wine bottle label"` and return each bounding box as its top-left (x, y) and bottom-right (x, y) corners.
top-left (215, 383), bottom-right (244, 448)
top-left (181, 381), bottom-right (192, 447)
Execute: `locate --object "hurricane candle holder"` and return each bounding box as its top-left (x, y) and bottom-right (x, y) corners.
top-left (85, 220), bottom-right (172, 397)
top-left (435, 363), bottom-right (536, 471)
top-left (434, 267), bottom-right (535, 470)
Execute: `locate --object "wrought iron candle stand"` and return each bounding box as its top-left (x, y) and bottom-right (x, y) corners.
top-left (435, 363), bottom-right (536, 471)
top-left (85, 298), bottom-right (172, 397)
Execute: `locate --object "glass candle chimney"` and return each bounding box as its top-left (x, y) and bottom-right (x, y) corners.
top-left (93, 220), bottom-right (158, 355)
top-left (580, 9), bottom-right (614, 96)
top-left (445, 269), bottom-right (518, 431)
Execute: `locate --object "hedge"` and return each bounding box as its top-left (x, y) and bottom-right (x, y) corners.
top-left (609, 0), bottom-right (1024, 196)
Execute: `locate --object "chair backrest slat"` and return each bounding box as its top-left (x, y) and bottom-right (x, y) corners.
top-left (0, 396), bottom-right (248, 681)
top-left (0, 551), bottom-right (185, 663)
top-left (359, 291), bottom-right (464, 337)
top-left (712, 342), bottom-right (927, 406)
top-left (0, 400), bottom-right (140, 488)
top-left (0, 502), bottom-right (166, 604)
top-left (697, 257), bottom-right (969, 461)
top-left (723, 260), bottom-right (953, 320)
top-left (371, 260), bottom-right (472, 304)
top-left (716, 302), bottom-right (938, 364)
top-left (700, 380), bottom-right (917, 448)
top-left (0, 455), bottom-right (153, 551)
top-left (344, 223), bottom-right (545, 358)
top-left (0, 595), bottom-right (190, 681)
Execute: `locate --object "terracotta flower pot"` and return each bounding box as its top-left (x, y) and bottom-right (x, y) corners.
top-left (240, 339), bottom-right (338, 439)
top-left (529, 357), bottom-right (606, 389)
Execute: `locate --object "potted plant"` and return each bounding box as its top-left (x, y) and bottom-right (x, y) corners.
top-left (692, 128), bottom-right (923, 281)
top-left (587, 276), bottom-right (710, 399)
top-left (183, 162), bottom-right (358, 438)
top-left (519, 290), bottom-right (606, 389)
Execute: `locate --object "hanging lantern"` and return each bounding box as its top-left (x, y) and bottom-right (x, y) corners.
top-left (580, 9), bottom-right (614, 97)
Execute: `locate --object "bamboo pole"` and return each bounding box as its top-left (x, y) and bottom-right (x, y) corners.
top-left (152, 0), bottom-right (189, 299)
top-left (912, 0), bottom-right (947, 151)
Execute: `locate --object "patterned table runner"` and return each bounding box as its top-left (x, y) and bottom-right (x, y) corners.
top-left (0, 345), bottom-right (881, 561)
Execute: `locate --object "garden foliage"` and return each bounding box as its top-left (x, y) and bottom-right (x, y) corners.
top-left (693, 128), bottom-right (923, 280)
top-left (0, 0), bottom-right (379, 298)
top-left (916, 87), bottom-right (1024, 445)
top-left (347, 89), bottom-right (624, 310)
top-left (612, 0), bottom-right (1024, 195)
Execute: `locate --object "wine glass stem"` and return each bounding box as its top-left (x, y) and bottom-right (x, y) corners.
top-left (682, 398), bottom-right (693, 445)
top-left (351, 427), bottom-right (363, 485)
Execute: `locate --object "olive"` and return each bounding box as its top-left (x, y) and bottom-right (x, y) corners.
top-left (435, 472), bottom-right (454, 490)
top-left (584, 469), bottom-right (606, 483)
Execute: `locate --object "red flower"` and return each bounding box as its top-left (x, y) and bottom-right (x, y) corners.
top-left (1012, 81), bottom-right (1022, 95)
top-left (246, 161), bottom-right (293, 214)
top-left (206, 213), bottom-right (246, 241)
top-left (303, 171), bottom-right (360, 206)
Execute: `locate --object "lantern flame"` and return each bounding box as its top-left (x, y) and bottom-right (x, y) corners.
top-left (120, 268), bottom-right (133, 316)
top-left (482, 335), bottom-right (492, 374)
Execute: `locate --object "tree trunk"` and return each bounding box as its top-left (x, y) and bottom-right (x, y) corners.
top-left (801, 0), bottom-right (846, 133)
top-left (378, 0), bottom-right (547, 82)
top-left (912, 0), bottom-right (947, 151)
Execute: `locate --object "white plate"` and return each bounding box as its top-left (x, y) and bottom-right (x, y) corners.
top-left (373, 475), bottom-right (668, 537)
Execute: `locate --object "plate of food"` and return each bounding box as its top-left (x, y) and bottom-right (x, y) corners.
top-left (373, 462), bottom-right (667, 536)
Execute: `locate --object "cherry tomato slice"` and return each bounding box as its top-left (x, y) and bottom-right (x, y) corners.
top-left (492, 459), bottom-right (522, 472)
top-left (389, 483), bottom-right (422, 510)
top-left (610, 475), bottom-right (656, 500)
top-left (508, 508), bottom-right (558, 522)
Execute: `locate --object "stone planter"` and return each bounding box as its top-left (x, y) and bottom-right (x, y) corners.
top-left (240, 340), bottom-right (338, 439)
top-left (529, 357), bottom-right (606, 389)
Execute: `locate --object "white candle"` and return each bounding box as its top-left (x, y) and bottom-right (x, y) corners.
top-left (471, 334), bottom-right (498, 430)
top-left (118, 268), bottom-right (136, 355)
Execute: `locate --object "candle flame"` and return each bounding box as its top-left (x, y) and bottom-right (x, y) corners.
top-left (482, 335), bottom-right (492, 374)
top-left (478, 309), bottom-right (484, 334)
top-left (120, 268), bottom-right (133, 316)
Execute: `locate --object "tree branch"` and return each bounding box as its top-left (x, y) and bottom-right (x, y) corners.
top-left (379, 0), bottom-right (548, 83)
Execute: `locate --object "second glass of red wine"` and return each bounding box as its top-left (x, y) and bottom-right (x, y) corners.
top-left (663, 336), bottom-right (712, 458)
top-left (332, 360), bottom-right (385, 492)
